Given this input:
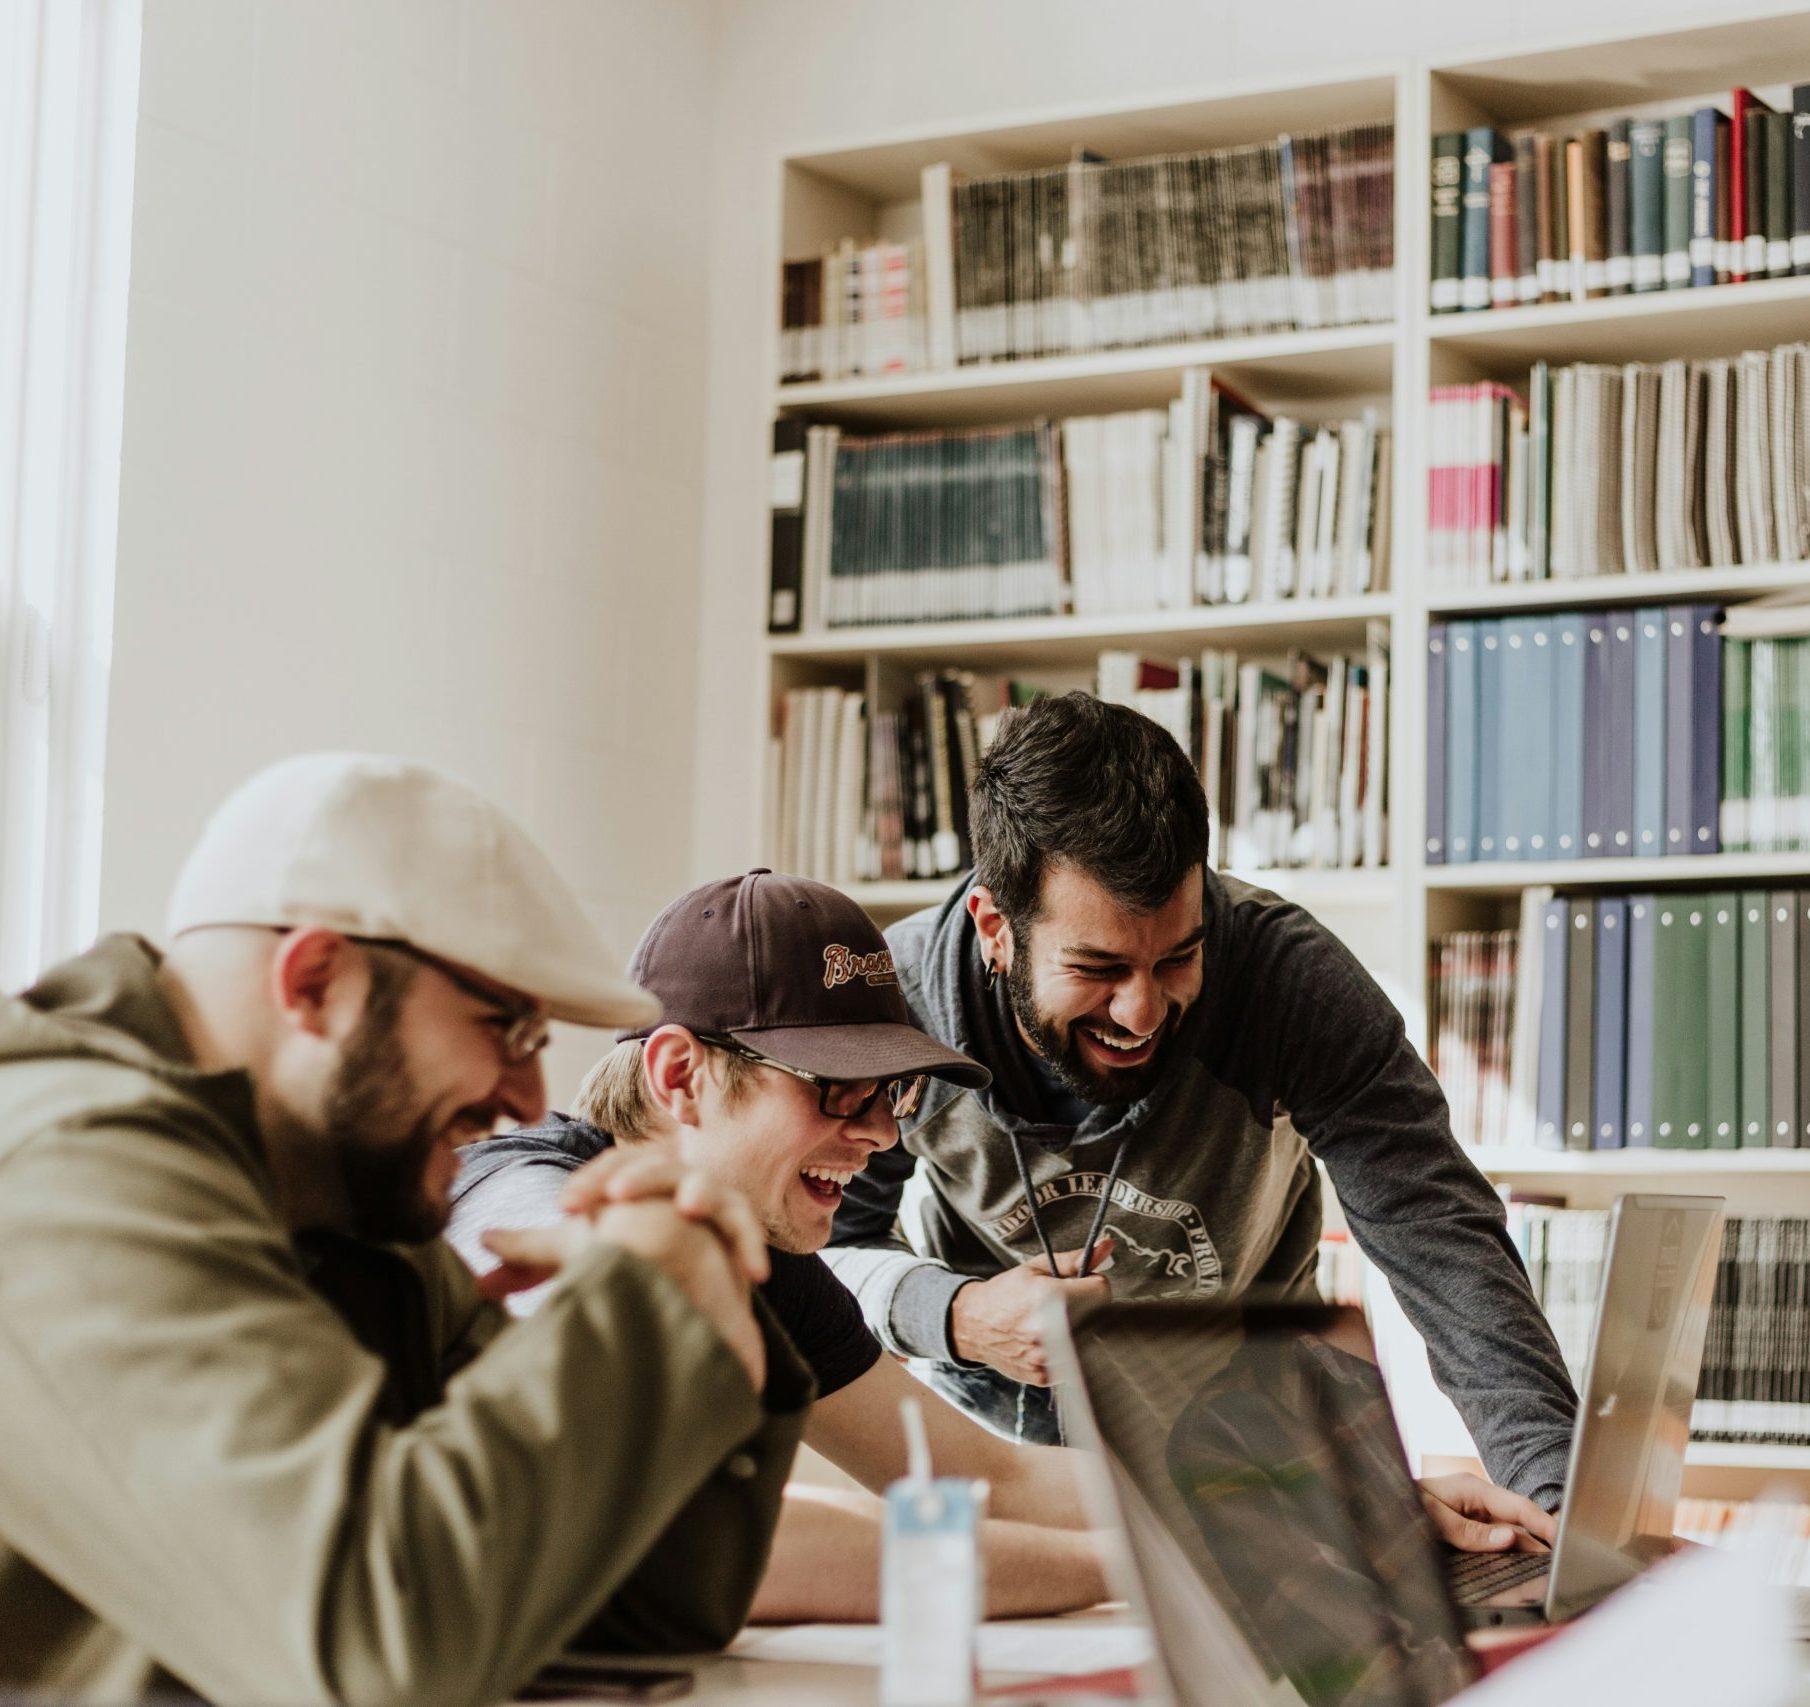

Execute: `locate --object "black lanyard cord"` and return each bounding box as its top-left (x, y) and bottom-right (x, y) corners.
top-left (1007, 1127), bottom-right (1134, 1281)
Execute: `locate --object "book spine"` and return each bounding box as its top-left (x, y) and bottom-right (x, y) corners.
top-left (1426, 622), bottom-right (1448, 864)
top-left (1773, 892), bottom-right (1801, 1147)
top-left (1460, 128), bottom-right (1500, 311)
top-left (1691, 604), bottom-right (1724, 855)
top-left (1691, 107), bottom-right (1720, 288)
top-left (1798, 892), bottom-right (1810, 1145)
top-left (1732, 88), bottom-right (1753, 282)
top-left (1795, 86), bottom-right (1810, 275)
top-left (1665, 604), bottom-right (1696, 854)
top-left (1741, 894), bottom-right (1771, 1146)
top-left (1551, 614), bottom-right (1587, 858)
top-left (1605, 610), bottom-right (1636, 857)
top-left (1513, 131), bottom-right (1540, 304)
top-left (1605, 119), bottom-right (1633, 294)
top-left (1593, 896), bottom-right (1629, 1147)
top-left (1766, 109), bottom-right (1792, 276)
top-left (1662, 114), bottom-right (1693, 288)
top-left (1582, 612), bottom-right (1613, 857)
top-left (1744, 106), bottom-right (1769, 279)
top-left (1563, 898), bottom-right (1597, 1151)
top-left (1445, 620), bottom-right (1478, 861)
top-left (1430, 132), bottom-right (1464, 311)
top-left (1633, 610), bottom-right (1668, 857)
top-left (1476, 624), bottom-right (1502, 858)
top-left (1629, 119), bottom-right (1664, 292)
top-left (1488, 163), bottom-right (1518, 307)
top-left (766, 417), bottom-right (808, 633)
top-left (1535, 896), bottom-right (1570, 1149)
top-left (1707, 893), bottom-right (1741, 1148)
top-left (1624, 895), bottom-right (1658, 1146)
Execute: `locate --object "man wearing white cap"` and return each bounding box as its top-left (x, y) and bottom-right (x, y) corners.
top-left (0, 754), bottom-right (812, 1706)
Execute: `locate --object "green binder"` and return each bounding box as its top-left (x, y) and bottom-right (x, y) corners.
top-left (1653, 895), bottom-right (1710, 1148)
top-left (1706, 892), bottom-right (1740, 1148)
top-left (1740, 891), bottom-right (1771, 1147)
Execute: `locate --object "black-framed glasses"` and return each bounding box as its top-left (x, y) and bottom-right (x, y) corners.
top-left (360, 938), bottom-right (552, 1065)
top-left (695, 1032), bottom-right (927, 1120)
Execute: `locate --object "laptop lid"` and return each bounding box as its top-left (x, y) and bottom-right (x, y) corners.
top-left (1544, 1192), bottom-right (1724, 1622)
top-left (1047, 1297), bottom-right (1478, 1707)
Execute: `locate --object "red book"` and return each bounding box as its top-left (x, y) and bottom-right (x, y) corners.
top-left (1729, 87), bottom-right (1773, 281)
top-left (1489, 162), bottom-right (1519, 305)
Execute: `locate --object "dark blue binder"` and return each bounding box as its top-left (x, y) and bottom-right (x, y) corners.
top-left (1593, 896), bottom-right (1629, 1147)
top-left (1427, 623), bottom-right (1448, 865)
top-left (1446, 621), bottom-right (1479, 863)
top-left (1476, 623), bottom-right (1503, 861)
top-left (1498, 616), bottom-right (1550, 860)
top-left (1690, 106), bottom-right (1726, 288)
top-left (1582, 613), bottom-right (1614, 857)
top-left (1564, 898), bottom-right (1597, 1150)
top-left (1536, 895), bottom-right (1570, 1149)
top-left (1624, 894), bottom-right (1658, 1146)
top-left (1632, 610), bottom-right (1668, 859)
top-left (1551, 614), bottom-right (1588, 860)
top-left (1690, 605), bottom-right (1723, 855)
top-left (1604, 611), bottom-right (1637, 857)
top-left (1664, 605), bottom-right (1696, 856)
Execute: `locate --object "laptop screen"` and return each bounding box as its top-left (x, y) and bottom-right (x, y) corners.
top-left (1064, 1300), bottom-right (1477, 1707)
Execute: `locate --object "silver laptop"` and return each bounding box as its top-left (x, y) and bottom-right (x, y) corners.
top-left (1044, 1193), bottom-right (1724, 1706)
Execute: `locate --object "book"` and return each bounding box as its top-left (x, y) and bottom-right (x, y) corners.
top-left (1773, 893), bottom-right (1801, 1148)
top-left (1605, 118), bottom-right (1633, 295)
top-left (1625, 895), bottom-right (1658, 1147)
top-left (1692, 106), bottom-right (1727, 288)
top-left (1794, 85), bottom-right (1810, 275)
top-left (1707, 892), bottom-right (1741, 1149)
top-left (1489, 161), bottom-right (1519, 307)
top-left (1430, 132), bottom-right (1464, 311)
top-left (1593, 896), bottom-right (1630, 1148)
top-left (1460, 128), bottom-right (1505, 311)
top-left (1742, 893), bottom-right (1771, 1146)
top-left (767, 416), bottom-right (808, 633)
top-left (1662, 113), bottom-right (1694, 288)
top-left (1629, 118), bottom-right (1665, 293)
top-left (1563, 898), bottom-right (1597, 1151)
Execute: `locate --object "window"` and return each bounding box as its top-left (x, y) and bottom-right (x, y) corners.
top-left (0, 0), bottom-right (141, 988)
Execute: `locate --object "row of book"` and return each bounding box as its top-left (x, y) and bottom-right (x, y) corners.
top-left (1504, 1206), bottom-right (1810, 1446)
top-left (766, 384), bottom-right (1391, 631)
top-left (776, 122), bottom-right (1394, 385)
top-left (1430, 84), bottom-right (1810, 312)
top-left (765, 638), bottom-right (1390, 883)
top-left (1427, 341), bottom-right (1810, 589)
top-left (1427, 606), bottom-right (1722, 866)
top-left (778, 239), bottom-right (927, 384)
top-left (1433, 884), bottom-right (1810, 1153)
top-left (1674, 1500), bottom-right (1810, 1582)
top-left (1725, 613), bottom-right (1810, 854)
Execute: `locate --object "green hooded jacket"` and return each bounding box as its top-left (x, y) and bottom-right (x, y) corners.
top-left (0, 936), bottom-right (812, 1705)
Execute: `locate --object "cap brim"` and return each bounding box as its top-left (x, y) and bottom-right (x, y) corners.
top-left (547, 983), bottom-right (663, 1030)
top-left (730, 1021), bottom-right (990, 1089)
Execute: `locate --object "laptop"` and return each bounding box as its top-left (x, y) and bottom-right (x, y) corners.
top-left (1043, 1192), bottom-right (1725, 1707)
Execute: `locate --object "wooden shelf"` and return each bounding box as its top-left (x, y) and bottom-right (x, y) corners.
top-left (774, 324), bottom-right (1395, 428)
top-left (768, 595), bottom-right (1394, 669)
top-left (1424, 563), bottom-right (1810, 618)
top-left (1428, 275), bottom-right (1810, 370)
top-left (1685, 1442), bottom-right (1810, 1472)
top-left (1467, 1148), bottom-right (1810, 1175)
top-left (1426, 853), bottom-right (1810, 895)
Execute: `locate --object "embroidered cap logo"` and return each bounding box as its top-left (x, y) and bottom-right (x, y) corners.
top-left (823, 943), bottom-right (897, 990)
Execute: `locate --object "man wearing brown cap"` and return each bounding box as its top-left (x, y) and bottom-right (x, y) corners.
top-left (451, 869), bottom-right (1114, 1621)
top-left (0, 754), bottom-right (811, 1706)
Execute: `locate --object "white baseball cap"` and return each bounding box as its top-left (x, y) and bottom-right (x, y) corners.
top-left (166, 752), bottom-right (660, 1029)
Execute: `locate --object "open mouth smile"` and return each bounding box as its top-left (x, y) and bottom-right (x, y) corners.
top-left (799, 1163), bottom-right (862, 1206)
top-left (1078, 1023), bottom-right (1160, 1068)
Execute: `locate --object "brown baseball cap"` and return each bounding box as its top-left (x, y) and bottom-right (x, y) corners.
top-left (625, 870), bottom-right (989, 1090)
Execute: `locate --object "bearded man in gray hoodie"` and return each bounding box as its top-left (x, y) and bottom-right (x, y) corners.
top-left (825, 692), bottom-right (1579, 1530)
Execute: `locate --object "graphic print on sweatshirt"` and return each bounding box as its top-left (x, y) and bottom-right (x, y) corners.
top-left (984, 1171), bottom-right (1225, 1298)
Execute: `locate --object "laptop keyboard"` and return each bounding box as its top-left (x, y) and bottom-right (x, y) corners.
top-left (1446, 1548), bottom-right (1551, 1605)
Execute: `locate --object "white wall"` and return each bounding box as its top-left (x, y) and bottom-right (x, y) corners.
top-left (691, 0), bottom-right (1708, 879)
top-left (105, 0), bottom-right (714, 1091)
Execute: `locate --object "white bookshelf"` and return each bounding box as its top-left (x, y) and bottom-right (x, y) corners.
top-left (754, 6), bottom-right (1810, 1494)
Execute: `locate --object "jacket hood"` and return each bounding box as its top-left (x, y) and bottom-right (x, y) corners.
top-left (1, 934), bottom-right (203, 1075)
top-left (902, 874), bottom-right (1225, 1154)
top-left (452, 1113), bottom-right (611, 1204)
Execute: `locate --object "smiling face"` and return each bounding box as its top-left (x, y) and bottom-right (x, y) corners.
top-left (321, 945), bottom-right (548, 1243)
top-left (679, 1057), bottom-right (900, 1254)
top-left (1000, 862), bottom-right (1205, 1105)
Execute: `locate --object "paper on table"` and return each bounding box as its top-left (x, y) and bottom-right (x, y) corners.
top-left (1454, 1522), bottom-right (1796, 1707)
top-left (730, 1622), bottom-right (1153, 1678)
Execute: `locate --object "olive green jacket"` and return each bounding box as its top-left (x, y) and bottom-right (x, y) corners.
top-left (0, 937), bottom-right (812, 1706)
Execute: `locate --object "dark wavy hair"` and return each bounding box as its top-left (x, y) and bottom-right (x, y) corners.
top-left (970, 692), bottom-right (1211, 928)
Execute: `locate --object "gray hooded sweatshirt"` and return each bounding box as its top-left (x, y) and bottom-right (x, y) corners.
top-left (824, 873), bottom-right (1578, 1508)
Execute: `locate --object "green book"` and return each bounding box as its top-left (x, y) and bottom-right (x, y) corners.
top-left (1771, 891), bottom-right (1799, 1146)
top-left (1740, 891), bottom-right (1771, 1147)
top-left (1767, 109), bottom-right (1793, 275)
top-left (1707, 892), bottom-right (1741, 1148)
top-left (1724, 638), bottom-right (1750, 852)
top-left (1661, 113), bottom-right (1693, 287)
top-left (1630, 118), bottom-right (1665, 291)
top-left (1430, 132), bottom-right (1464, 312)
top-left (1652, 894), bottom-right (1710, 1148)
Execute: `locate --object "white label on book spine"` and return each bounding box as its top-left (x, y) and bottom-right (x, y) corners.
top-left (1606, 255), bottom-right (1632, 288)
top-left (1536, 258), bottom-right (1554, 294)
top-left (1584, 259), bottom-right (1608, 291)
top-left (1517, 273), bottom-right (1539, 303)
top-left (1768, 240), bottom-right (1791, 272)
top-left (1663, 251), bottom-right (1691, 284)
top-left (1460, 278), bottom-right (1490, 311)
top-left (1632, 255), bottom-right (1662, 288)
top-left (1745, 234), bottom-right (1766, 272)
top-left (1690, 236), bottom-right (1714, 268)
top-left (770, 448), bottom-right (805, 510)
top-left (1795, 234), bottom-right (1810, 266)
top-left (1490, 275), bottom-right (1516, 305)
top-left (1430, 279), bottom-right (1460, 311)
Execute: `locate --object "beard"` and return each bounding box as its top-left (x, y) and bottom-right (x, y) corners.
top-left (1005, 946), bottom-right (1177, 1107)
top-left (320, 963), bottom-right (448, 1245)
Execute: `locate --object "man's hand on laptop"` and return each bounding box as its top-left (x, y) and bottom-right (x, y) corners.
top-left (1417, 1473), bottom-right (1558, 1554)
top-left (948, 1239), bottom-right (1115, 1385)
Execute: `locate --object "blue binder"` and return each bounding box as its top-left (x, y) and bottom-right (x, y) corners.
top-left (1593, 896), bottom-right (1629, 1147)
top-left (1427, 623), bottom-right (1448, 864)
top-left (1476, 623), bottom-right (1503, 861)
top-left (1446, 621), bottom-right (1479, 863)
top-left (1632, 610), bottom-right (1668, 859)
top-left (1551, 614), bottom-right (1588, 860)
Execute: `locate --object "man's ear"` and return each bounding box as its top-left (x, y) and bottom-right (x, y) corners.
top-left (268, 929), bottom-right (363, 1039)
top-left (968, 883), bottom-right (1015, 977)
top-left (640, 1025), bottom-right (711, 1128)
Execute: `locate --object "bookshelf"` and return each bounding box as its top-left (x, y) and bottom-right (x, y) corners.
top-left (754, 7), bottom-right (1810, 1493)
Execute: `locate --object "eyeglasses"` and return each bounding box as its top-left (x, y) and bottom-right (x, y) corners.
top-left (361, 939), bottom-right (552, 1066)
top-left (695, 1032), bottom-right (928, 1121)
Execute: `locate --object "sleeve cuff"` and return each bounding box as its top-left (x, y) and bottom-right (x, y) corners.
top-left (888, 1262), bottom-right (974, 1362)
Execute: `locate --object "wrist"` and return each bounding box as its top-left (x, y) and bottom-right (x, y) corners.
top-left (946, 1278), bottom-right (982, 1366)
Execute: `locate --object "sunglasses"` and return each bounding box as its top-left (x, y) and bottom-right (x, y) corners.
top-left (695, 1032), bottom-right (928, 1120)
